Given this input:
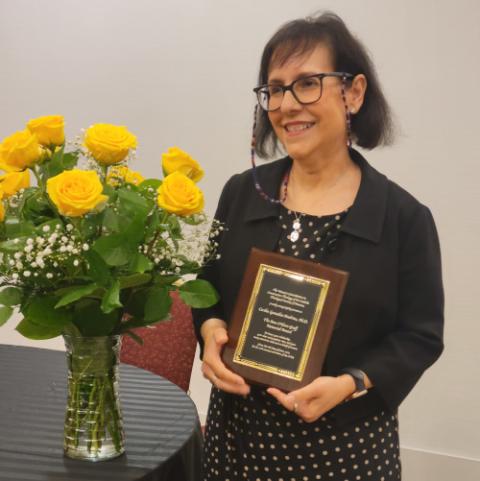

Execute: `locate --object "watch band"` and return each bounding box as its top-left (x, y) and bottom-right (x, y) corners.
top-left (339, 367), bottom-right (368, 400)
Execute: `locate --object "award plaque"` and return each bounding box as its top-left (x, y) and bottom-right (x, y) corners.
top-left (222, 248), bottom-right (349, 392)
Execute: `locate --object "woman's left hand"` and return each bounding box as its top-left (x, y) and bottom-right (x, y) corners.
top-left (267, 375), bottom-right (356, 423)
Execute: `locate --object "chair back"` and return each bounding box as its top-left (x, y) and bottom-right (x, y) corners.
top-left (120, 291), bottom-right (196, 392)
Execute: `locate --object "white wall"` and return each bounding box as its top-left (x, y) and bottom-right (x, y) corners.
top-left (1, 0), bottom-right (479, 478)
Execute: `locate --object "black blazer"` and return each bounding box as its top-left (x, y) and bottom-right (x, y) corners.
top-left (193, 149), bottom-right (444, 426)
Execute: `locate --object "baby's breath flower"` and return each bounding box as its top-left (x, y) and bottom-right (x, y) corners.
top-left (42, 225), bottom-right (50, 232)
top-left (23, 271), bottom-right (31, 277)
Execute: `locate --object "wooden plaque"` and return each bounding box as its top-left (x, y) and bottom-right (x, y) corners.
top-left (222, 248), bottom-right (349, 392)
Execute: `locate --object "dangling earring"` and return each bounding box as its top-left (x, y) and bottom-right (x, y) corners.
top-left (340, 76), bottom-right (353, 148)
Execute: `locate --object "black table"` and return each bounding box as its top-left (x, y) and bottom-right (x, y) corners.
top-left (0, 345), bottom-right (203, 481)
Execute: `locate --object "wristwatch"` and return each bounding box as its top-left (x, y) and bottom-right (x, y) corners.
top-left (339, 367), bottom-right (368, 400)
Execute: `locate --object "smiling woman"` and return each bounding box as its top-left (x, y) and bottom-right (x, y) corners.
top-left (192, 11), bottom-right (444, 481)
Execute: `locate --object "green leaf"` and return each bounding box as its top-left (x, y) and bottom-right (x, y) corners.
top-left (36, 219), bottom-right (64, 235)
top-left (144, 286), bottom-right (172, 322)
top-left (0, 237), bottom-right (28, 252)
top-left (72, 299), bottom-right (120, 336)
top-left (24, 296), bottom-right (73, 328)
top-left (138, 179), bottom-right (162, 195)
top-left (153, 274), bottom-right (181, 286)
top-left (0, 287), bottom-right (23, 306)
top-left (128, 253), bottom-right (154, 273)
top-left (102, 209), bottom-right (122, 232)
top-left (84, 249), bottom-right (111, 285)
top-left (117, 188), bottom-right (149, 215)
top-left (0, 306), bottom-right (13, 326)
top-left (124, 288), bottom-right (149, 319)
top-left (55, 283), bottom-right (99, 308)
top-left (123, 212), bottom-right (147, 244)
top-left (4, 217), bottom-right (36, 237)
top-left (118, 273), bottom-right (151, 289)
top-left (61, 151), bottom-right (78, 170)
top-left (16, 317), bottom-right (64, 340)
top-left (43, 145), bottom-right (65, 177)
top-left (92, 234), bottom-right (131, 266)
top-left (24, 191), bottom-right (55, 222)
top-left (178, 279), bottom-right (219, 308)
top-left (79, 213), bottom-right (102, 239)
top-left (101, 279), bottom-right (122, 313)
top-left (43, 147), bottom-right (78, 178)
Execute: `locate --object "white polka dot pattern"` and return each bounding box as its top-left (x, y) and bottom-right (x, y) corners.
top-left (202, 387), bottom-right (401, 480)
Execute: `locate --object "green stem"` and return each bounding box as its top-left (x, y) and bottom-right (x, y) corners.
top-left (147, 210), bottom-right (168, 256)
top-left (105, 377), bottom-right (122, 452)
top-left (31, 166), bottom-right (43, 190)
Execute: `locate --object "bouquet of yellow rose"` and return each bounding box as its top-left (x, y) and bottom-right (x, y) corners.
top-left (0, 115), bottom-right (219, 460)
top-left (0, 115), bottom-right (219, 338)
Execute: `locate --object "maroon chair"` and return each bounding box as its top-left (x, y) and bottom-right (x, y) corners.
top-left (120, 291), bottom-right (197, 392)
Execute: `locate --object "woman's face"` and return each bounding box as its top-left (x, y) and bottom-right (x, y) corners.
top-left (267, 44), bottom-right (351, 163)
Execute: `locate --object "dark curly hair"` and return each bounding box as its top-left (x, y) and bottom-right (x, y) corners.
top-left (254, 12), bottom-right (394, 158)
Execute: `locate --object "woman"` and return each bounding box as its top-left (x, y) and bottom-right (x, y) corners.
top-left (193, 12), bottom-right (444, 481)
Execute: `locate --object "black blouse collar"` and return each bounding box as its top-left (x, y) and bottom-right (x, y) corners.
top-left (244, 149), bottom-right (389, 244)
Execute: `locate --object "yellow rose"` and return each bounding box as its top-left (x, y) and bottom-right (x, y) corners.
top-left (27, 115), bottom-right (65, 146)
top-left (0, 130), bottom-right (43, 172)
top-left (162, 147), bottom-right (204, 182)
top-left (84, 124), bottom-right (137, 166)
top-left (0, 170), bottom-right (30, 197)
top-left (106, 165), bottom-right (145, 187)
top-left (47, 169), bottom-right (108, 217)
top-left (157, 171), bottom-right (204, 216)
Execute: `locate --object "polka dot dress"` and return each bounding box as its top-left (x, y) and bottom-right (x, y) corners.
top-left (202, 206), bottom-right (402, 481)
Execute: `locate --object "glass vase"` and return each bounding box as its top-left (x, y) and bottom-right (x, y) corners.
top-left (63, 335), bottom-right (125, 461)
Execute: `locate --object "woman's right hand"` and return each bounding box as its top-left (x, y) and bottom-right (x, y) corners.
top-left (200, 318), bottom-right (250, 396)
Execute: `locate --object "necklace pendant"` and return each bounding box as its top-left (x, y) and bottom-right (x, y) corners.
top-left (290, 230), bottom-right (300, 243)
top-left (292, 220), bottom-right (301, 230)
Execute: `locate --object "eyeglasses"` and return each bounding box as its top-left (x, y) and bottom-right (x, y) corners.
top-left (253, 72), bottom-right (354, 112)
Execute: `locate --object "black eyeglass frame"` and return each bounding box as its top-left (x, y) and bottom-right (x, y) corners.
top-left (253, 72), bottom-right (354, 112)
